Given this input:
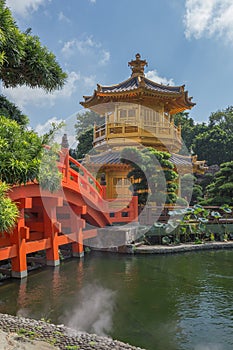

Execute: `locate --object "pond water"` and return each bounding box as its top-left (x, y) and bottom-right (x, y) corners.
top-left (0, 250), bottom-right (232, 350)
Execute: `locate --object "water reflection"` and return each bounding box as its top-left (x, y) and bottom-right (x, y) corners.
top-left (0, 251), bottom-right (232, 350)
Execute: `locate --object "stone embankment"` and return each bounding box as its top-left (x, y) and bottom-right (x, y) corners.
top-left (0, 313), bottom-right (145, 350)
top-left (135, 241), bottom-right (233, 254)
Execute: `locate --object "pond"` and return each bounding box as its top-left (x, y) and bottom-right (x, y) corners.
top-left (0, 250), bottom-right (232, 350)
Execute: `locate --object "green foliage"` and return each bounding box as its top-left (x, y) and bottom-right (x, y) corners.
top-left (174, 107), bottom-right (233, 166)
top-left (41, 121), bottom-right (65, 145)
top-left (0, 95), bottom-right (29, 127)
top-left (209, 105), bottom-right (233, 130)
top-left (37, 145), bottom-right (62, 193)
top-left (76, 127), bottom-right (94, 159)
top-left (192, 126), bottom-right (232, 165)
top-left (204, 161), bottom-right (233, 205)
top-left (74, 110), bottom-right (102, 159)
top-left (0, 0), bottom-right (66, 91)
top-left (0, 181), bottom-right (19, 233)
top-left (180, 173), bottom-right (203, 205)
top-left (174, 112), bottom-right (207, 155)
top-left (75, 110), bottom-right (102, 138)
top-left (0, 116), bottom-right (61, 192)
top-left (0, 116), bottom-right (42, 184)
top-left (176, 197), bottom-right (189, 206)
top-left (121, 147), bottom-right (178, 205)
top-left (220, 204), bottom-right (232, 214)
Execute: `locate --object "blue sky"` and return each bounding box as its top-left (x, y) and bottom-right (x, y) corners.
top-left (2, 0), bottom-right (233, 134)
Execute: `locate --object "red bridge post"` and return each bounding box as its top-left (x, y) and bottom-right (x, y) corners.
top-left (43, 197), bottom-right (62, 266)
top-left (69, 205), bottom-right (85, 258)
top-left (11, 198), bottom-right (31, 279)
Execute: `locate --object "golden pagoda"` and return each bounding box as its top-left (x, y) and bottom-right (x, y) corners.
top-left (80, 54), bottom-right (206, 199)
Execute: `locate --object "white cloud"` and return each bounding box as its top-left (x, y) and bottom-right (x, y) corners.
top-left (5, 0), bottom-right (50, 17)
top-left (61, 40), bottom-right (76, 57)
top-left (35, 113), bottom-right (79, 147)
top-left (83, 75), bottom-right (96, 88)
top-left (61, 36), bottom-right (110, 69)
top-left (184, 0), bottom-right (233, 43)
top-left (145, 70), bottom-right (175, 86)
top-left (99, 50), bottom-right (110, 65)
top-left (61, 37), bottom-right (110, 70)
top-left (1, 71), bottom-right (80, 108)
top-left (89, 0), bottom-right (96, 3)
top-left (61, 36), bottom-right (101, 57)
top-left (58, 11), bottom-right (71, 24)
top-left (35, 117), bottom-right (64, 136)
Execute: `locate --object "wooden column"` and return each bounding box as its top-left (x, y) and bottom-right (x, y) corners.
top-left (100, 173), bottom-right (107, 199)
top-left (11, 198), bottom-right (31, 279)
top-left (43, 197), bottom-right (62, 267)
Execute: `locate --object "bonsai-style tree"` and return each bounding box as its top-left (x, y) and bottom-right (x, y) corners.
top-left (121, 147), bottom-right (178, 206)
top-left (204, 161), bottom-right (233, 205)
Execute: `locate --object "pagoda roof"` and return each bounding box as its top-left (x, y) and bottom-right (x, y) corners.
top-left (80, 54), bottom-right (195, 114)
top-left (85, 150), bottom-right (192, 167)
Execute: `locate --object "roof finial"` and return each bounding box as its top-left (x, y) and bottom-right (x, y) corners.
top-left (61, 133), bottom-right (69, 148)
top-left (128, 53), bottom-right (148, 77)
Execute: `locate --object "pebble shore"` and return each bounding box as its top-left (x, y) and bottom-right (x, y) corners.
top-left (0, 313), bottom-right (145, 350)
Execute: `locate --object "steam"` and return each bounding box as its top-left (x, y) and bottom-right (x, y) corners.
top-left (64, 283), bottom-right (116, 336)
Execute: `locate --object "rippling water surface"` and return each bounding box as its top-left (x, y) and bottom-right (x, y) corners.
top-left (0, 250), bottom-right (232, 350)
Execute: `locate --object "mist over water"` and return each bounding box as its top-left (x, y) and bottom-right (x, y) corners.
top-left (63, 283), bottom-right (116, 336)
top-left (0, 251), bottom-right (233, 350)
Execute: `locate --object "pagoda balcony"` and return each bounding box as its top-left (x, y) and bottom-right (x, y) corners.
top-left (93, 122), bottom-right (182, 152)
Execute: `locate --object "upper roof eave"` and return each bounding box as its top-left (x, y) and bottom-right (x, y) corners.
top-left (80, 86), bottom-right (195, 110)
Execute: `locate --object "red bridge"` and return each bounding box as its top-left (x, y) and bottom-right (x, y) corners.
top-left (0, 142), bottom-right (138, 278)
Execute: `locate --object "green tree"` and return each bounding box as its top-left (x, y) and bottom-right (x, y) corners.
top-left (0, 182), bottom-right (19, 234)
top-left (121, 147), bottom-right (178, 205)
top-left (174, 112), bottom-right (207, 155)
top-left (0, 0), bottom-right (66, 91)
top-left (192, 126), bottom-right (232, 165)
top-left (189, 106), bottom-right (233, 165)
top-left (209, 105), bottom-right (233, 129)
top-left (0, 94), bottom-right (29, 127)
top-left (180, 173), bottom-right (203, 205)
top-left (74, 110), bottom-right (102, 158)
top-left (76, 127), bottom-right (94, 159)
top-left (75, 110), bottom-right (102, 138)
top-left (0, 116), bottom-right (61, 191)
top-left (204, 161), bottom-right (233, 205)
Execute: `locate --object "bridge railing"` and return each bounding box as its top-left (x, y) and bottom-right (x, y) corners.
top-left (58, 151), bottom-right (108, 213)
top-left (68, 156), bottom-right (103, 195)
